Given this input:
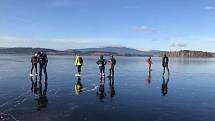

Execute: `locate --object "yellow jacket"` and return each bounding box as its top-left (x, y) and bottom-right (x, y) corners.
top-left (75, 56), bottom-right (83, 66)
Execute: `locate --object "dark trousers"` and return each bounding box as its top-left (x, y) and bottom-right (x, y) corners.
top-left (39, 63), bottom-right (47, 80)
top-left (99, 66), bottom-right (105, 74)
top-left (109, 67), bottom-right (114, 76)
top-left (163, 65), bottom-right (169, 75)
top-left (77, 65), bottom-right (82, 74)
top-left (31, 63), bottom-right (37, 74)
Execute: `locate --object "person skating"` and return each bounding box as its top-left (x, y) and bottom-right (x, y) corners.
top-left (96, 55), bottom-right (107, 77)
top-left (37, 52), bottom-right (48, 80)
top-left (75, 55), bottom-right (84, 76)
top-left (146, 56), bottom-right (152, 71)
top-left (107, 55), bottom-right (116, 77)
top-left (162, 54), bottom-right (169, 75)
top-left (30, 53), bottom-right (38, 76)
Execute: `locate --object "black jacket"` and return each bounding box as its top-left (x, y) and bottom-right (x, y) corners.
top-left (97, 59), bottom-right (107, 67)
top-left (162, 56), bottom-right (169, 67)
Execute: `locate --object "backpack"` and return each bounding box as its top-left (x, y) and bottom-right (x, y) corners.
top-left (79, 57), bottom-right (83, 64)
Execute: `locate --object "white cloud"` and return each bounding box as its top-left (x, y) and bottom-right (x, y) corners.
top-left (170, 42), bottom-right (187, 48)
top-left (151, 39), bottom-right (159, 42)
top-left (132, 26), bottom-right (156, 32)
top-left (208, 40), bottom-right (215, 42)
top-left (0, 36), bottom-right (121, 50)
top-left (204, 6), bottom-right (215, 10)
top-left (138, 48), bottom-right (150, 51)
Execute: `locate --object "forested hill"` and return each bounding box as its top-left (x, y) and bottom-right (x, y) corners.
top-left (0, 47), bottom-right (214, 57)
top-left (163, 50), bottom-right (213, 57)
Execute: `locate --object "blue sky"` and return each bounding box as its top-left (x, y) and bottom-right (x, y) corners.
top-left (0, 0), bottom-right (215, 51)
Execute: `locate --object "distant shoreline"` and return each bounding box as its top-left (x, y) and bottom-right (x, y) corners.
top-left (0, 53), bottom-right (214, 58)
top-left (0, 47), bottom-right (214, 58)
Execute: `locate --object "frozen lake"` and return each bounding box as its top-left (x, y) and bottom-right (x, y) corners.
top-left (0, 55), bottom-right (215, 121)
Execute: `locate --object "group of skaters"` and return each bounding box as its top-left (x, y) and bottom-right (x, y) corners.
top-left (74, 55), bottom-right (116, 78)
top-left (30, 53), bottom-right (117, 102)
top-left (73, 54), bottom-right (170, 97)
top-left (30, 52), bottom-right (170, 102)
top-left (31, 52), bottom-right (169, 79)
top-left (30, 51), bottom-right (48, 80)
top-left (74, 55), bottom-right (116, 98)
top-left (146, 54), bottom-right (170, 96)
top-left (146, 54), bottom-right (170, 75)
top-left (30, 51), bottom-right (48, 110)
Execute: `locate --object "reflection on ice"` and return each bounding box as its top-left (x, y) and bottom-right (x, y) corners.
top-left (97, 77), bottom-right (106, 101)
top-left (30, 73), bottom-right (48, 111)
top-left (37, 81), bottom-right (48, 111)
top-left (108, 76), bottom-right (115, 98)
top-left (75, 76), bottom-right (83, 95)
top-left (0, 56), bottom-right (215, 121)
top-left (161, 74), bottom-right (170, 96)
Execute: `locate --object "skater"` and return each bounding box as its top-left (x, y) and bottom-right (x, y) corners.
top-left (146, 56), bottom-right (152, 71)
top-left (30, 53), bottom-right (38, 76)
top-left (96, 55), bottom-right (107, 77)
top-left (162, 54), bottom-right (169, 75)
top-left (75, 55), bottom-right (84, 76)
top-left (108, 55), bottom-right (116, 77)
top-left (37, 52), bottom-right (48, 80)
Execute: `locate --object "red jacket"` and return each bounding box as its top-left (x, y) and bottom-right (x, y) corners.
top-left (31, 56), bottom-right (38, 64)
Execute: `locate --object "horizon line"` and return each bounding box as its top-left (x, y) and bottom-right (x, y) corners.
top-left (0, 46), bottom-right (214, 53)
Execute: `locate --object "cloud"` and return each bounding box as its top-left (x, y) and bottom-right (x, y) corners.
top-left (132, 26), bottom-right (156, 32)
top-left (170, 42), bottom-right (187, 48)
top-left (0, 36), bottom-right (121, 50)
top-left (208, 40), bottom-right (215, 42)
top-left (151, 39), bottom-right (159, 42)
top-left (0, 36), bottom-right (39, 48)
top-left (204, 6), bottom-right (215, 10)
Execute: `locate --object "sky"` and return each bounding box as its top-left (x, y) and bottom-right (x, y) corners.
top-left (0, 0), bottom-right (215, 51)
